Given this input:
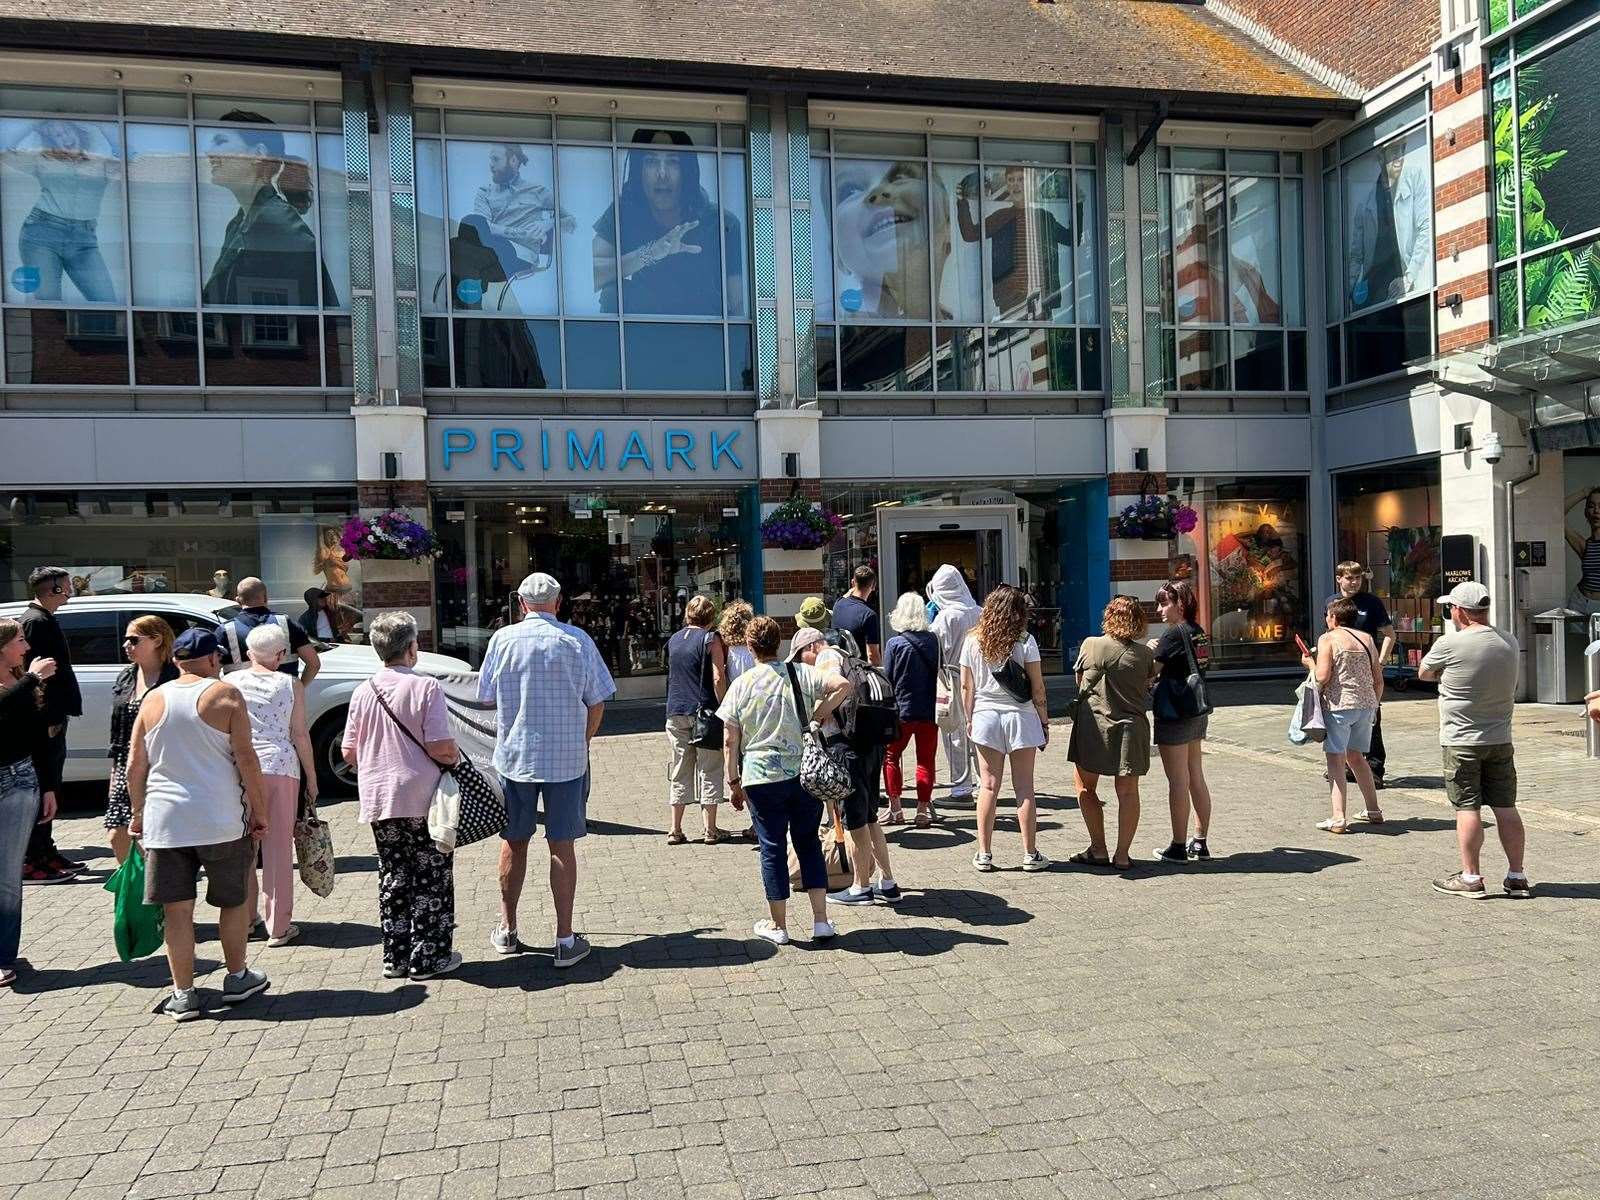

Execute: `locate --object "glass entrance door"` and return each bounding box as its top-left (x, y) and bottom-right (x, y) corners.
top-left (875, 504), bottom-right (1020, 621)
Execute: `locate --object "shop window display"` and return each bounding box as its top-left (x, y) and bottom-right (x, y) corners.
top-left (811, 132), bottom-right (1101, 396)
top-left (431, 491), bottom-right (757, 676)
top-left (1172, 476), bottom-right (1310, 668)
top-left (0, 489), bottom-right (365, 634)
top-left (415, 113), bottom-right (751, 392)
top-left (1334, 464), bottom-right (1444, 670)
top-left (0, 86), bottom-right (348, 388)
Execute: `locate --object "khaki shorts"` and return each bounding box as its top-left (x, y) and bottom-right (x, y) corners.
top-left (1442, 744), bottom-right (1517, 811)
top-left (144, 836), bottom-right (254, 908)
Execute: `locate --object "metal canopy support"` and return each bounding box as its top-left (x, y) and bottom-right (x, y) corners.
top-left (1547, 349), bottom-right (1600, 378)
top-left (1124, 98), bottom-right (1168, 167)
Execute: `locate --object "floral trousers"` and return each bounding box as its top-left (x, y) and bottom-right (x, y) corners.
top-left (371, 817), bottom-right (455, 975)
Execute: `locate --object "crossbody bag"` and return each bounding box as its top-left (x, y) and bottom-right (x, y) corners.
top-left (689, 631), bottom-right (724, 750)
top-left (785, 663), bottom-right (853, 804)
top-left (370, 684), bottom-right (506, 851)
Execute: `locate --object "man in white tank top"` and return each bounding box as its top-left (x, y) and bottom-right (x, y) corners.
top-left (127, 628), bottom-right (271, 1021)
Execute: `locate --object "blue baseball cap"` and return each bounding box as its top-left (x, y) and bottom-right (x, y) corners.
top-left (173, 627), bottom-right (220, 660)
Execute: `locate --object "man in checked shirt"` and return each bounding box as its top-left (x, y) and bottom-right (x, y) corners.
top-left (477, 572), bottom-right (615, 969)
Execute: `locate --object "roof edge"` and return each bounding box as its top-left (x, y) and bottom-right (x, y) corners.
top-left (1203, 1), bottom-right (1365, 100)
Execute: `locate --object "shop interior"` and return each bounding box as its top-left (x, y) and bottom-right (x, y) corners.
top-left (1334, 462), bottom-right (1443, 670)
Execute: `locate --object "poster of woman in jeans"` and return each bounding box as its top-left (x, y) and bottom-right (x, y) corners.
top-left (0, 118), bottom-right (125, 304)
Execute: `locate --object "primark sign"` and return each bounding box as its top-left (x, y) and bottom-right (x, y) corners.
top-left (428, 419), bottom-right (757, 483)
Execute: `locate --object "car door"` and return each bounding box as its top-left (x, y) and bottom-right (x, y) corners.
top-left (55, 609), bottom-right (125, 781)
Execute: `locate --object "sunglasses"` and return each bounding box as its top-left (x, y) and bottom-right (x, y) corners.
top-left (122, 635), bottom-right (146, 645)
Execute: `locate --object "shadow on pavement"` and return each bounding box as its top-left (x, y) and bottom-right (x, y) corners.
top-left (590, 817), bottom-right (673, 838)
top-left (1166, 846), bottom-right (1359, 875)
top-left (293, 921), bottom-right (383, 950)
top-left (213, 984), bottom-right (429, 1022)
top-left (335, 854), bottom-right (379, 875)
top-left (1527, 882), bottom-right (1600, 900)
top-left (1348, 816), bottom-right (1457, 835)
top-left (813, 926), bottom-right (1008, 957)
top-left (891, 887), bottom-right (1033, 928)
top-left (11, 954), bottom-right (213, 994)
top-left (452, 927), bottom-right (779, 993)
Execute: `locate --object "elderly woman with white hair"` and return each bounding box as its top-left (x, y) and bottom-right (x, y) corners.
top-left (342, 611), bottom-right (462, 980)
top-left (882, 591), bottom-right (943, 827)
top-left (236, 622), bottom-right (317, 947)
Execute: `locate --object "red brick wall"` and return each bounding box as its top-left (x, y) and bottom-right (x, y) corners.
top-left (765, 569), bottom-right (824, 594)
top-left (760, 479), bottom-right (821, 502)
top-left (362, 580), bottom-right (433, 608)
top-left (1221, 0), bottom-right (1438, 90)
top-left (358, 481), bottom-right (429, 509)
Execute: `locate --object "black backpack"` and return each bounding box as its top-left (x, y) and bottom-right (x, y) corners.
top-left (835, 643), bottom-right (900, 745)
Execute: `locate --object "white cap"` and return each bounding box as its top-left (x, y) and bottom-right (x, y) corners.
top-left (1436, 580), bottom-right (1490, 610)
top-left (517, 571), bottom-right (561, 604)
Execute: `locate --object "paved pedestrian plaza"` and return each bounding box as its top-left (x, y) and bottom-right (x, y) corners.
top-left (4, 688), bottom-right (1599, 1199)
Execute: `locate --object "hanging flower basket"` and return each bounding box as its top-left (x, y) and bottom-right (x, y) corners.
top-left (340, 511), bottom-right (440, 562)
top-left (1113, 494), bottom-right (1197, 542)
top-left (760, 496), bottom-right (844, 551)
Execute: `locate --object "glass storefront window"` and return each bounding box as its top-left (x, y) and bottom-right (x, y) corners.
top-left (1334, 462), bottom-right (1443, 671)
top-left (1172, 475), bottom-right (1311, 668)
top-left (811, 131), bottom-right (1101, 396)
top-left (415, 111), bottom-right (752, 392)
top-left (1157, 149), bottom-right (1306, 395)
top-left (0, 87), bottom-right (349, 389)
top-left (1324, 93), bottom-right (1434, 393)
top-left (431, 489), bottom-right (759, 675)
top-left (1, 489), bottom-right (365, 633)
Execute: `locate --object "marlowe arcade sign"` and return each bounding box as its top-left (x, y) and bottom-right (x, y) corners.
top-left (428, 419), bottom-right (757, 483)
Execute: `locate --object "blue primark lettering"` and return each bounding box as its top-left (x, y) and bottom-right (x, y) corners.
top-left (568, 429), bottom-right (606, 471)
top-left (491, 429), bottom-right (525, 472)
top-left (709, 429), bottom-right (742, 470)
top-left (540, 428), bottom-right (551, 470)
top-left (664, 429), bottom-right (695, 471)
top-left (441, 427), bottom-right (477, 469)
top-left (618, 430), bottom-right (653, 471)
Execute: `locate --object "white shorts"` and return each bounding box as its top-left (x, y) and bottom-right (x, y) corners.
top-left (970, 707), bottom-right (1046, 754)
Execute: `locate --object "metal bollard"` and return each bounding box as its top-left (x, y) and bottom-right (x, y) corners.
top-left (1586, 615), bottom-right (1600, 759)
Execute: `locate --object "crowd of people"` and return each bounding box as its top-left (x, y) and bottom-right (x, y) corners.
top-left (0, 553), bottom-right (1548, 1004)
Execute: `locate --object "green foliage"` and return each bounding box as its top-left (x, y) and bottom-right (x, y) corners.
top-left (1489, 0), bottom-right (1512, 33)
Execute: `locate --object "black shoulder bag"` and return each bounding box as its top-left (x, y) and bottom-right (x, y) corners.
top-left (991, 642), bottom-right (1034, 705)
top-left (1155, 625), bottom-right (1213, 720)
top-left (690, 631), bottom-right (725, 750)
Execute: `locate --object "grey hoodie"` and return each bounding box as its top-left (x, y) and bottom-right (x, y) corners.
top-left (926, 564), bottom-right (980, 667)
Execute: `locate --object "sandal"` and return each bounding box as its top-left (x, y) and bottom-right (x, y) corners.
top-left (666, 831), bottom-right (688, 846)
top-left (1350, 810), bottom-right (1386, 824)
top-left (1068, 849), bottom-right (1112, 867)
top-left (914, 809), bottom-right (932, 829)
top-left (1316, 817), bottom-right (1349, 835)
top-left (884, 808), bottom-right (906, 825)
top-left (1110, 858), bottom-right (1134, 873)
top-left (703, 830), bottom-right (728, 845)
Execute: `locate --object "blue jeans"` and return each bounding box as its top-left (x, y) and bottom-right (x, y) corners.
top-left (19, 210), bottom-right (118, 303)
top-left (0, 760), bottom-right (40, 969)
top-left (744, 776), bottom-right (826, 902)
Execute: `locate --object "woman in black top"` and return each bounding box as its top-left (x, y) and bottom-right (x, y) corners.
top-left (105, 615), bottom-right (177, 865)
top-left (0, 618), bottom-right (60, 987)
top-left (663, 595), bottom-right (730, 845)
top-left (881, 591), bottom-right (942, 827)
top-left (1148, 580), bottom-right (1214, 863)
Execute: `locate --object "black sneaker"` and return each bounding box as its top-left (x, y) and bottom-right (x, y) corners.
top-left (1152, 842), bottom-right (1189, 864)
top-left (1186, 837), bottom-right (1210, 861)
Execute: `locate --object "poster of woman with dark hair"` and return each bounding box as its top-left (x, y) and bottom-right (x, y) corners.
top-left (201, 111), bottom-right (337, 308)
top-left (591, 128), bottom-right (743, 316)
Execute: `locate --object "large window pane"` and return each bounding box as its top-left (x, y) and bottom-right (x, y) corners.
top-left (416, 140), bottom-right (449, 313)
top-left (832, 158), bottom-right (931, 320)
top-left (324, 315), bottom-right (353, 388)
top-left (1, 117), bottom-right (127, 304)
top-left (453, 318), bottom-right (558, 388)
top-left (127, 123), bottom-right (197, 308)
top-left (1523, 235), bottom-right (1600, 329)
top-left (934, 165), bottom-right (983, 323)
top-left (1344, 295), bottom-right (1431, 383)
top-left (564, 320), bottom-right (621, 390)
top-left (202, 313), bottom-right (322, 386)
top-left (973, 165), bottom-right (1075, 323)
top-left (816, 324), bottom-right (837, 390)
top-left (1281, 178), bottom-right (1303, 328)
top-left (1232, 329), bottom-right (1284, 390)
top-left (1075, 169), bottom-right (1099, 323)
top-left (198, 120), bottom-right (331, 308)
top-left (1171, 173), bottom-right (1227, 324)
top-left (133, 311), bottom-right (199, 386)
top-left (1493, 76), bottom-right (1515, 263)
top-left (934, 326), bottom-right (983, 390)
top-left (1227, 175), bottom-right (1283, 326)
top-left (445, 140), bottom-right (559, 315)
top-left (316, 133), bottom-right (348, 308)
top-left (811, 156), bottom-right (834, 321)
top-left (1342, 127), bottom-right (1433, 312)
top-left (720, 152), bottom-right (748, 317)
top-left (986, 326), bottom-right (1074, 391)
top-left (610, 142), bottom-right (727, 317)
top-left (557, 145), bottom-right (615, 316)
top-left (1516, 26), bottom-right (1600, 254)
top-left (728, 323), bottom-right (753, 391)
top-left (1172, 327), bottom-right (1228, 390)
top-left (4, 309), bottom-right (127, 384)
top-left (624, 322), bottom-right (725, 389)
top-left (840, 326), bottom-right (933, 391)
top-left (420, 316), bottom-right (450, 387)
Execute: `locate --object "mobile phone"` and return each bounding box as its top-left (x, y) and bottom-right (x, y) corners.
top-left (1294, 634), bottom-right (1311, 656)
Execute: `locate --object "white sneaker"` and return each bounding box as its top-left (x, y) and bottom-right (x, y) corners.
top-left (811, 920), bottom-right (838, 941)
top-left (752, 919), bottom-right (790, 945)
top-left (972, 851), bottom-right (995, 872)
top-left (266, 924), bottom-right (299, 948)
top-left (489, 925), bottom-right (520, 955)
top-left (413, 951), bottom-right (463, 980)
top-left (1021, 851), bottom-right (1051, 873)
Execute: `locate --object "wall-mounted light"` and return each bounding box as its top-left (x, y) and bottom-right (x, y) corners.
top-left (783, 452), bottom-right (800, 478)
top-left (382, 452), bottom-right (401, 480)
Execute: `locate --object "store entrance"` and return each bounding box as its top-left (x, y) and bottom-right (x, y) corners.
top-left (876, 504), bottom-right (1020, 622)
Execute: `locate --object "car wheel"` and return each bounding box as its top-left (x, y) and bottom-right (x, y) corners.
top-left (312, 709), bottom-right (356, 797)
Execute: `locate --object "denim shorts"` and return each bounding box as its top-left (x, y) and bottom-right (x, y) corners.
top-left (1324, 708), bottom-right (1375, 757)
top-left (502, 774), bottom-right (589, 842)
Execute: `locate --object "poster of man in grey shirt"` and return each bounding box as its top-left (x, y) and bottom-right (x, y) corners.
top-left (465, 144), bottom-right (573, 278)
top-left (1417, 581), bottom-right (1529, 900)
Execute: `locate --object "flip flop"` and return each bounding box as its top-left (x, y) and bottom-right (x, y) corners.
top-left (914, 810), bottom-right (932, 829)
top-left (1316, 818), bottom-right (1349, 835)
top-left (1068, 849), bottom-right (1112, 867)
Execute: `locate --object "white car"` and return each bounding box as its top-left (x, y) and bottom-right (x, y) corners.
top-left (0, 594), bottom-right (475, 794)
